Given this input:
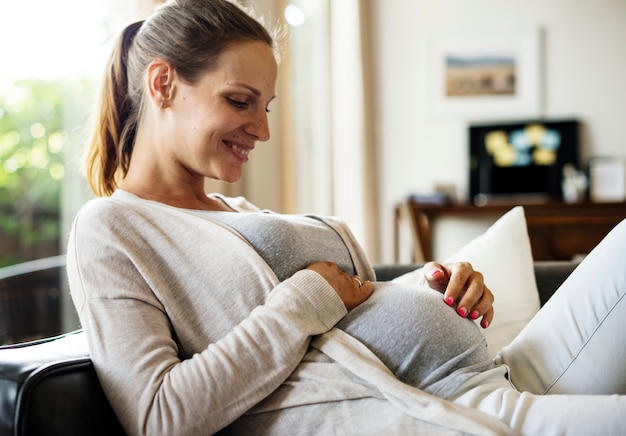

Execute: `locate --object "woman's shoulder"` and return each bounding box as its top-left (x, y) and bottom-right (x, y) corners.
top-left (74, 190), bottom-right (137, 220)
top-left (72, 190), bottom-right (163, 237)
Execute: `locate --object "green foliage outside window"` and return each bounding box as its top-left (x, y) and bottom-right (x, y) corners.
top-left (0, 79), bottom-right (93, 266)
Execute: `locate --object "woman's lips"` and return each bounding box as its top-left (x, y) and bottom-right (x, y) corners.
top-left (223, 140), bottom-right (252, 161)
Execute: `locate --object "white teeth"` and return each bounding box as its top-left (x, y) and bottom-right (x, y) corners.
top-left (227, 142), bottom-right (250, 156)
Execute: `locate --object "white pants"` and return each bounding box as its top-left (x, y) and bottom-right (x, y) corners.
top-left (453, 218), bottom-right (626, 435)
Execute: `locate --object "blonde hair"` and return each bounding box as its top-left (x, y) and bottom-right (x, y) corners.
top-left (83, 0), bottom-right (278, 196)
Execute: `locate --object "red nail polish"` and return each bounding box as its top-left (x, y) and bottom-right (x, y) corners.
top-left (482, 320), bottom-right (489, 328)
top-left (458, 307), bottom-right (467, 317)
top-left (470, 310), bottom-right (479, 320)
top-left (445, 297), bottom-right (454, 306)
top-left (430, 269), bottom-right (442, 278)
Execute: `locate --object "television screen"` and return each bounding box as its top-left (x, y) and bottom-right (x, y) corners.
top-left (469, 119), bottom-right (579, 204)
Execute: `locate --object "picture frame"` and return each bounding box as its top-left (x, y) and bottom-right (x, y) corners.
top-left (430, 26), bottom-right (542, 120)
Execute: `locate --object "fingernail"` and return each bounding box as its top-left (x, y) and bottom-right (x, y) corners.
top-left (430, 269), bottom-right (442, 278)
top-left (481, 320), bottom-right (489, 329)
top-left (430, 269), bottom-right (441, 277)
top-left (470, 310), bottom-right (480, 320)
top-left (445, 297), bottom-right (454, 306)
top-left (458, 307), bottom-right (467, 317)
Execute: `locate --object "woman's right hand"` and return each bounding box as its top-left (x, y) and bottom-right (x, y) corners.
top-left (306, 261), bottom-right (374, 310)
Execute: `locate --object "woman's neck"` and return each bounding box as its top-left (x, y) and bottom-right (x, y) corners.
top-left (120, 139), bottom-right (233, 211)
top-left (119, 175), bottom-right (234, 212)
top-left (130, 189), bottom-right (233, 211)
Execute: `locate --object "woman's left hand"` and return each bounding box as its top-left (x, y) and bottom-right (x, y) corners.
top-left (423, 261), bottom-right (494, 329)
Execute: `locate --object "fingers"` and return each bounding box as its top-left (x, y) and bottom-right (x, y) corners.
top-left (429, 261), bottom-right (495, 329)
top-left (352, 276), bottom-right (364, 287)
top-left (427, 261), bottom-right (473, 304)
top-left (306, 262), bottom-right (374, 311)
top-left (347, 275), bottom-right (374, 310)
top-left (441, 262), bottom-right (475, 299)
top-left (422, 262), bottom-right (449, 293)
top-left (459, 281), bottom-right (495, 329)
top-left (479, 306), bottom-right (494, 329)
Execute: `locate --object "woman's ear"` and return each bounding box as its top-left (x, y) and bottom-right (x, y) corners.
top-left (147, 59), bottom-right (174, 109)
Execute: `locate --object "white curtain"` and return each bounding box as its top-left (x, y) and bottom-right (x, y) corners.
top-left (329, 0), bottom-right (379, 260)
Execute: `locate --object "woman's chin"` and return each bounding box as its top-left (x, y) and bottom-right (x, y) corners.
top-left (212, 171), bottom-right (243, 184)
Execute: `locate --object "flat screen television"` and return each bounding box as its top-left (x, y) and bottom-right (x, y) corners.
top-left (468, 119), bottom-right (579, 204)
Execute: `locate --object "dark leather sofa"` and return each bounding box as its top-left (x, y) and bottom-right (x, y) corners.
top-left (0, 261), bottom-right (579, 436)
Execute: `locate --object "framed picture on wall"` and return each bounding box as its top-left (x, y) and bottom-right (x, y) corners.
top-left (430, 26), bottom-right (542, 120)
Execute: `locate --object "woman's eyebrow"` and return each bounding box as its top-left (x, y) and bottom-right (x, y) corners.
top-left (227, 82), bottom-right (276, 101)
top-left (227, 82), bottom-right (261, 96)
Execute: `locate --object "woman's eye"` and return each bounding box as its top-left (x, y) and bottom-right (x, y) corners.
top-left (228, 98), bottom-right (248, 109)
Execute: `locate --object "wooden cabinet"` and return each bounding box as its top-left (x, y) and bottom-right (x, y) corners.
top-left (395, 199), bottom-right (626, 262)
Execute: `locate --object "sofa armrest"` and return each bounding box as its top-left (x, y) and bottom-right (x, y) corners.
top-left (0, 330), bottom-right (125, 436)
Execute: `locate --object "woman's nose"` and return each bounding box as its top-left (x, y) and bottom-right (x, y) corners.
top-left (245, 113), bottom-right (270, 141)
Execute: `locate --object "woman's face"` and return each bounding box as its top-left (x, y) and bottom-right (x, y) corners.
top-left (166, 40), bottom-right (277, 184)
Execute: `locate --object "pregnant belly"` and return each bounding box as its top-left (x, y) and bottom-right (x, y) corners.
top-left (336, 281), bottom-right (494, 398)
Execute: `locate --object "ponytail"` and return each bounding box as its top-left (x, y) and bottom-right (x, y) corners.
top-left (83, 21), bottom-right (143, 197)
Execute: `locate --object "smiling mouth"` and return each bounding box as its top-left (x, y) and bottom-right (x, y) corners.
top-left (224, 141), bottom-right (251, 159)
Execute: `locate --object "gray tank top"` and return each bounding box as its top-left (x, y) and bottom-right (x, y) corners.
top-left (208, 211), bottom-right (356, 280)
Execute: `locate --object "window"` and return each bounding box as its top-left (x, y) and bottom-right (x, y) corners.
top-left (0, 0), bottom-right (141, 266)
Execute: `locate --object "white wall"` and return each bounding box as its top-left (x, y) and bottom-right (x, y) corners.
top-left (372, 0), bottom-right (626, 262)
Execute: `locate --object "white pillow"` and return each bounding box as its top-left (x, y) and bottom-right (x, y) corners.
top-left (392, 206), bottom-right (540, 357)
